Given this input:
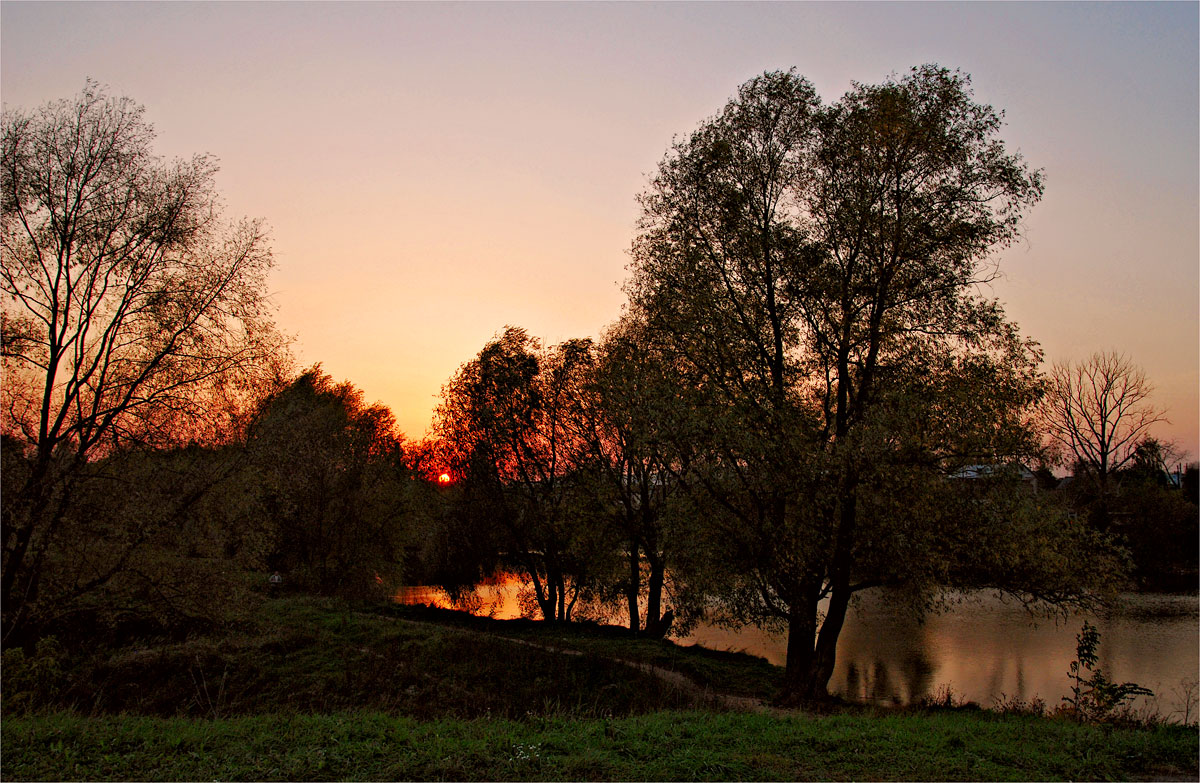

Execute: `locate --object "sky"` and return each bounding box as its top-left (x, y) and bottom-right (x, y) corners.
top-left (3, 1), bottom-right (1197, 459)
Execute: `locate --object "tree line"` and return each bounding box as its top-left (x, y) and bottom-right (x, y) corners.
top-left (3, 71), bottom-right (1194, 706)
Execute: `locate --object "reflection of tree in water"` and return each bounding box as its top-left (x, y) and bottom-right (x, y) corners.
top-left (900, 652), bottom-right (935, 703)
top-left (832, 594), bottom-right (937, 704)
top-left (842, 657), bottom-right (926, 704)
top-left (872, 660), bottom-right (895, 703)
top-left (845, 662), bottom-right (861, 698)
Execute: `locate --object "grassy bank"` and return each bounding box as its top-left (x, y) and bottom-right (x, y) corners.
top-left (7, 597), bottom-right (766, 719)
top-left (4, 709), bottom-right (1196, 781)
top-left (3, 596), bottom-right (1196, 781)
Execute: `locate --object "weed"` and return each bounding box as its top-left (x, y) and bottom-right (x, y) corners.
top-left (187, 657), bottom-right (231, 719)
top-left (1, 636), bottom-right (68, 713)
top-left (1169, 677), bottom-right (1199, 727)
top-left (1063, 621), bottom-right (1153, 723)
top-left (508, 742), bottom-right (543, 762)
top-left (992, 692), bottom-right (1047, 716)
top-left (919, 684), bottom-right (979, 710)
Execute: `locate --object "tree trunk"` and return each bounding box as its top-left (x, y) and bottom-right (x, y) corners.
top-left (2, 462), bottom-right (67, 643)
top-left (646, 554), bottom-right (665, 630)
top-left (807, 582), bottom-right (852, 699)
top-left (778, 592), bottom-right (821, 705)
top-left (527, 564), bottom-right (555, 621)
top-left (802, 477), bottom-right (859, 700)
top-left (625, 545), bottom-right (641, 633)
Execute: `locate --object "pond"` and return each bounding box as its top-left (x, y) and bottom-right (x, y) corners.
top-left (395, 577), bottom-right (1198, 717)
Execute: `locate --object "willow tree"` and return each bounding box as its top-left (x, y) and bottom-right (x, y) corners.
top-left (629, 66), bottom-right (1117, 703)
top-left (1, 83), bottom-right (284, 641)
top-left (577, 314), bottom-right (705, 636)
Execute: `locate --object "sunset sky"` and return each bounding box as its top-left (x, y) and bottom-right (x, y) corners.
top-left (3, 1), bottom-right (1197, 458)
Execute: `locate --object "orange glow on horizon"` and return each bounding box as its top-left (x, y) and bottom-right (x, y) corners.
top-left (437, 472), bottom-right (452, 484)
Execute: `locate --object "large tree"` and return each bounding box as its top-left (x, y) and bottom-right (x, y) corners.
top-left (629, 66), bottom-right (1115, 702)
top-left (1, 82), bottom-right (284, 641)
top-left (576, 315), bottom-right (703, 636)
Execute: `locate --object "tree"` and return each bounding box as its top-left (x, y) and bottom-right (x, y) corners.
top-left (1043, 352), bottom-right (1166, 524)
top-left (432, 328), bottom-right (604, 621)
top-left (628, 66), bottom-right (1114, 703)
top-left (8, 442), bottom-right (265, 644)
top-left (577, 314), bottom-right (704, 636)
top-left (247, 368), bottom-right (410, 597)
top-left (1, 82), bottom-right (284, 641)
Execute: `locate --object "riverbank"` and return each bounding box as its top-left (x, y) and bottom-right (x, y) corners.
top-left (2, 597), bottom-right (1195, 781)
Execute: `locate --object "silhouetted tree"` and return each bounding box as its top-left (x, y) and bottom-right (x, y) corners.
top-left (573, 314), bottom-right (707, 635)
top-left (1184, 463), bottom-right (1199, 505)
top-left (1043, 352), bottom-right (1165, 528)
top-left (433, 328), bottom-right (606, 621)
top-left (1, 82), bottom-right (285, 642)
top-left (628, 66), bottom-right (1117, 703)
top-left (247, 368), bottom-right (410, 598)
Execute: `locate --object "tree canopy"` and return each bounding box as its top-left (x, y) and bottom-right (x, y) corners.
top-left (627, 65), bottom-right (1115, 702)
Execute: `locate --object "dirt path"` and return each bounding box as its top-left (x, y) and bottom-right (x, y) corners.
top-left (499, 634), bottom-right (768, 712)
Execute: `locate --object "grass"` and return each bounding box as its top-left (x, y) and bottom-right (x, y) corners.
top-left (3, 595), bottom-right (1196, 781)
top-left (4, 709), bottom-right (1196, 781)
top-left (375, 601), bottom-right (783, 699)
top-left (54, 597), bottom-right (707, 719)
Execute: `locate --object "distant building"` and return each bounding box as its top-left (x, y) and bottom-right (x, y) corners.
top-left (949, 464), bottom-right (1038, 491)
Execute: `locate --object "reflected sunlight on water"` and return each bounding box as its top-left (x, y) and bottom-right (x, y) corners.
top-left (683, 591), bottom-right (1199, 713)
top-left (395, 573), bottom-right (526, 619)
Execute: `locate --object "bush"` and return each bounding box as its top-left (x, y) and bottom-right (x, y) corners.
top-left (2, 636), bottom-right (68, 714)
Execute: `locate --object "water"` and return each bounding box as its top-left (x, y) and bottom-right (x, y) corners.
top-left (686, 591), bottom-right (1198, 715)
top-left (396, 578), bottom-right (1199, 716)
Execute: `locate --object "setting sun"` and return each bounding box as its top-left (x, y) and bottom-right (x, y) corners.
top-left (437, 472), bottom-right (451, 485)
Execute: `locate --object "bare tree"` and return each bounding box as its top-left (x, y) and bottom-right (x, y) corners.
top-left (1, 81), bottom-right (285, 640)
top-left (1043, 351), bottom-right (1166, 515)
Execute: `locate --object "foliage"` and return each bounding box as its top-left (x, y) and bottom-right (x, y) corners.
top-left (570, 315), bottom-right (711, 635)
top-left (1, 635), bottom-right (68, 714)
top-left (246, 368), bottom-right (412, 598)
top-left (1050, 436), bottom-right (1198, 591)
top-left (1, 81), bottom-right (286, 643)
top-left (1062, 621), bottom-right (1153, 723)
top-left (626, 65), bottom-right (1111, 702)
top-left (432, 328), bottom-right (612, 621)
top-left (1110, 479), bottom-right (1199, 592)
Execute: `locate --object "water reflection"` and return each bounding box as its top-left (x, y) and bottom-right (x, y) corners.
top-left (686, 591), bottom-right (1198, 713)
top-left (395, 576), bottom-right (525, 619)
top-left (396, 579), bottom-right (1198, 715)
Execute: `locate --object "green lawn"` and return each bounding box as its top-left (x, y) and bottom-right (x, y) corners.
top-left (4, 709), bottom-right (1196, 781)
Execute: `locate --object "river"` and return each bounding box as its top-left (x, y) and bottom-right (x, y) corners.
top-left (395, 577), bottom-right (1198, 717)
